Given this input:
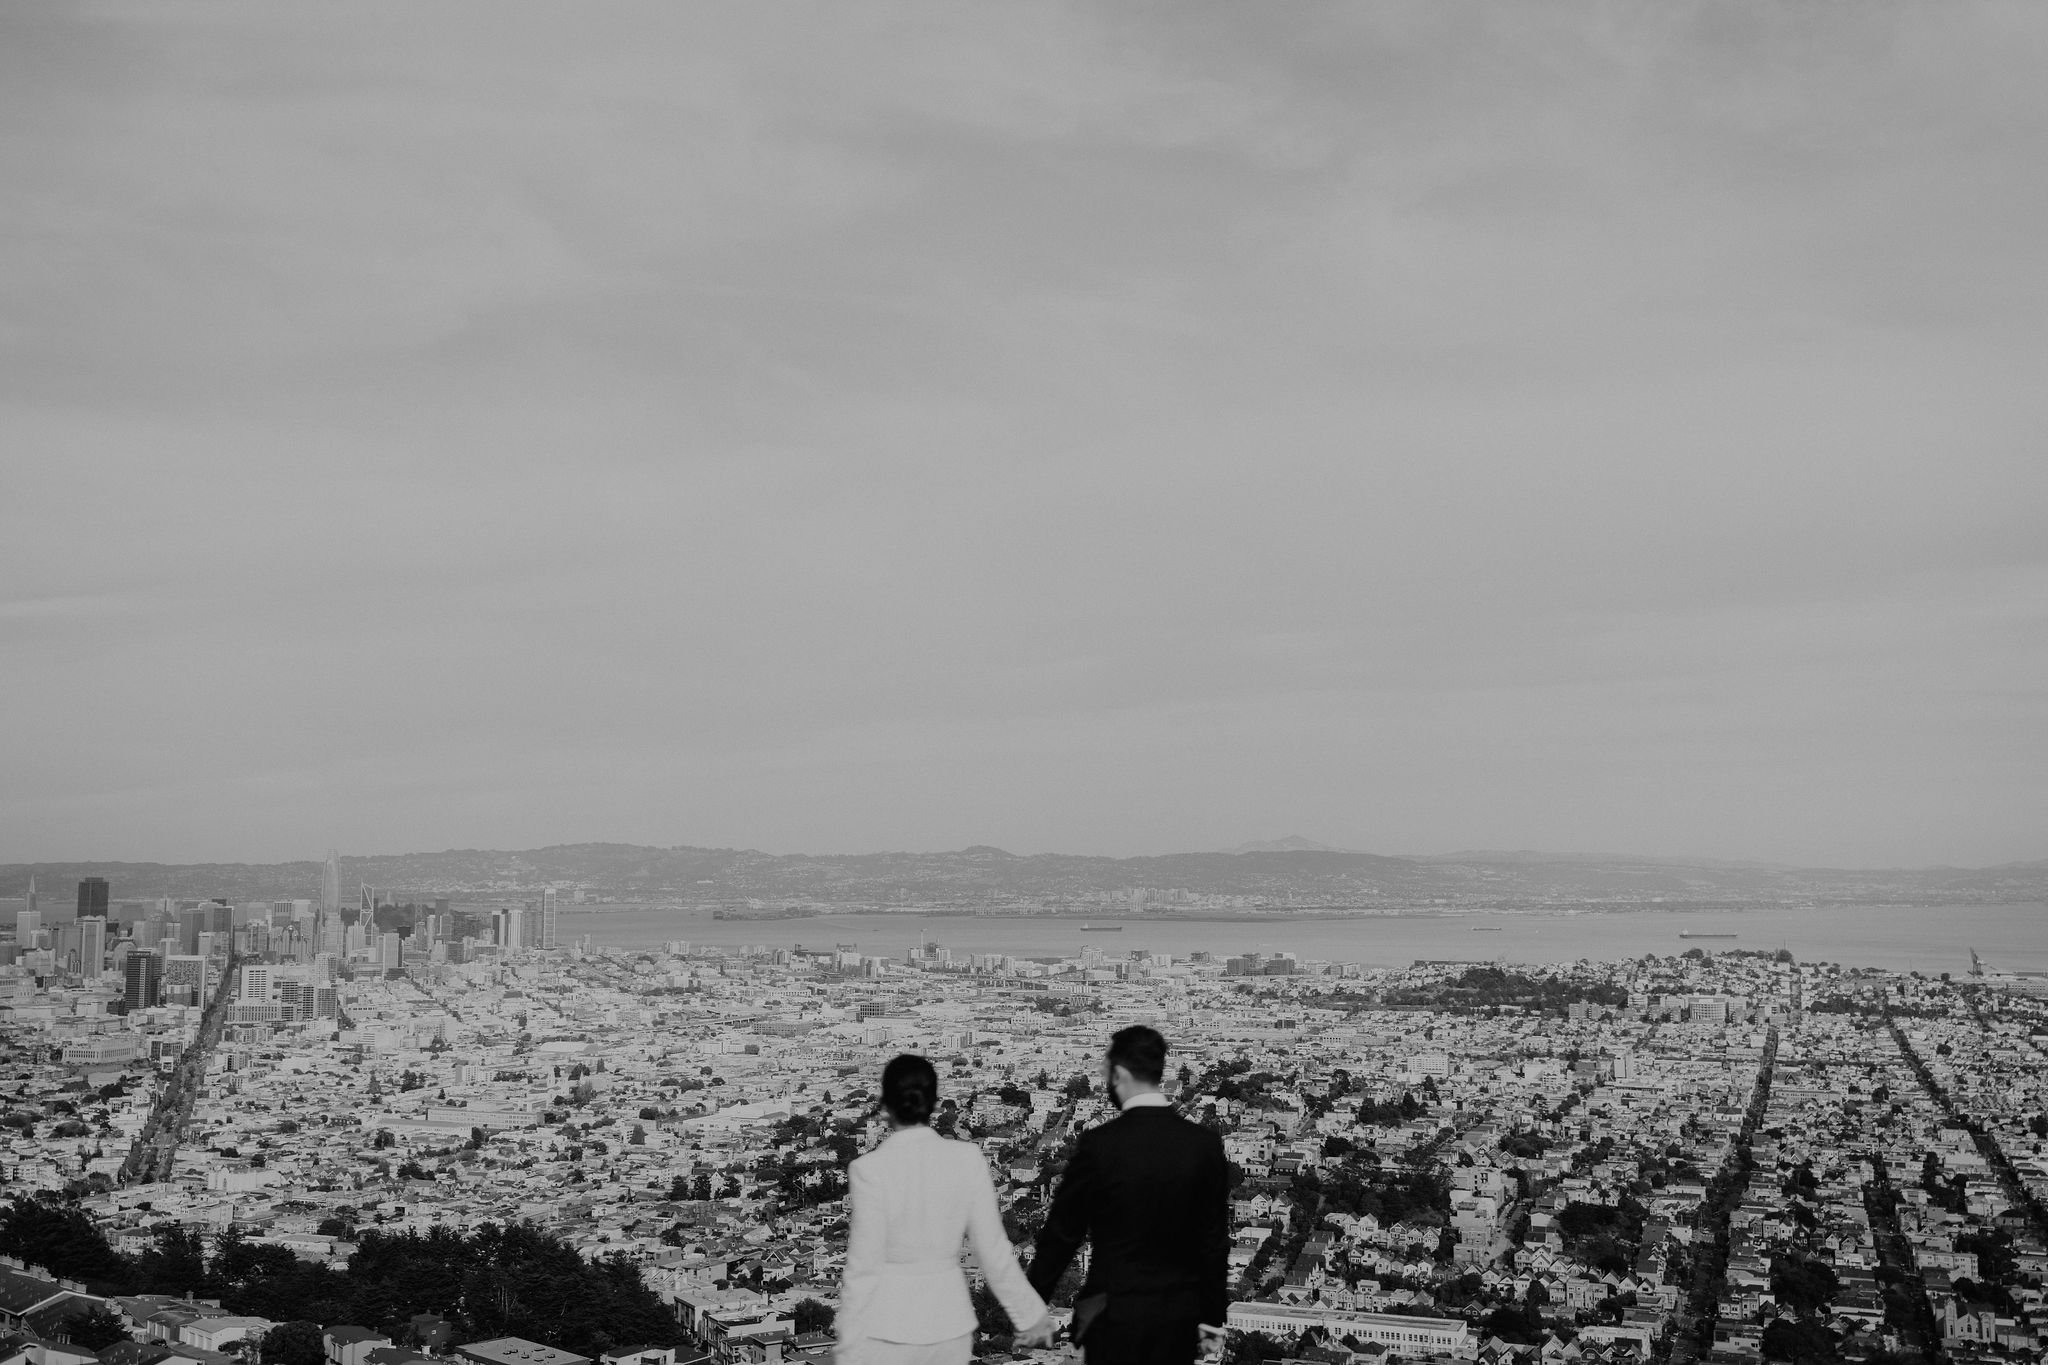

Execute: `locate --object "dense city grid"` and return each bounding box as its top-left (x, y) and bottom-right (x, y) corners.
top-left (1, 901), bottom-right (2045, 1365)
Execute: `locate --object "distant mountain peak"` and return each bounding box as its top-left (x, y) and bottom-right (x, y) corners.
top-left (1226, 835), bottom-right (1353, 855)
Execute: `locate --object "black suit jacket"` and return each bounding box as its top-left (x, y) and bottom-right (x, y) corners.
top-left (1028, 1103), bottom-right (1231, 1328)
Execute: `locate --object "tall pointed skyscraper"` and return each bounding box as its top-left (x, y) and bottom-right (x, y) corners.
top-left (321, 851), bottom-right (341, 914)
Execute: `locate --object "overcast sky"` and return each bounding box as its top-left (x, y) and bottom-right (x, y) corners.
top-left (4, 3), bottom-right (2045, 868)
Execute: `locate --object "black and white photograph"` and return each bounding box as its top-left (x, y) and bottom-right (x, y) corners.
top-left (3, 7), bottom-right (2045, 1365)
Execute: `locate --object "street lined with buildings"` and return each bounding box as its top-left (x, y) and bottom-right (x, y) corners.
top-left (0, 875), bottom-right (2043, 1365)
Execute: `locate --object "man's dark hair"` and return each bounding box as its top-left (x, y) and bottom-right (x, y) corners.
top-left (1106, 1025), bottom-right (1167, 1086)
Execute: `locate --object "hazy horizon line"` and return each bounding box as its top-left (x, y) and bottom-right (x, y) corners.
top-left (2, 836), bottom-right (2044, 877)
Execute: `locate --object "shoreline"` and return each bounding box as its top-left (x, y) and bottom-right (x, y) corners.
top-left (551, 899), bottom-right (2046, 922)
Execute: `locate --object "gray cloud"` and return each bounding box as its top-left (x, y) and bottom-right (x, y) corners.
top-left (2, 2), bottom-right (2044, 866)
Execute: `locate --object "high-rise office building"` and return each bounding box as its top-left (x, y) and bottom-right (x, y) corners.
top-left (238, 921), bottom-right (270, 958)
top-left (540, 887), bottom-right (558, 951)
top-left (14, 909), bottom-right (40, 944)
top-left (240, 964), bottom-right (272, 1002)
top-left (275, 977), bottom-right (337, 1019)
top-left (321, 851), bottom-right (341, 914)
top-left (78, 916), bottom-right (105, 982)
top-left (207, 901), bottom-right (234, 934)
top-left (163, 954), bottom-right (208, 1003)
top-left (77, 877), bottom-right (110, 919)
top-left (23, 876), bottom-right (34, 919)
top-left (123, 952), bottom-right (162, 1010)
top-left (379, 932), bottom-right (401, 972)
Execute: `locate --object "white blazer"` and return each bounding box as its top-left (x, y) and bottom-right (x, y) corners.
top-left (837, 1124), bottom-right (1046, 1348)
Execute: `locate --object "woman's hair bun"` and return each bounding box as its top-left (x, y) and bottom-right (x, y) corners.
top-left (881, 1053), bottom-right (940, 1126)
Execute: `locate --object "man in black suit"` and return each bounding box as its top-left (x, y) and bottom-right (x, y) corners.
top-left (1028, 1026), bottom-right (1230, 1365)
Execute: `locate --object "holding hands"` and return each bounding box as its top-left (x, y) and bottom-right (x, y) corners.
top-left (1012, 1313), bottom-right (1061, 1350)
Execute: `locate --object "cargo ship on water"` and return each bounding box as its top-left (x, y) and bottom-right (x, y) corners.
top-left (1079, 924), bottom-right (1124, 932)
top-left (1679, 932), bottom-right (1738, 939)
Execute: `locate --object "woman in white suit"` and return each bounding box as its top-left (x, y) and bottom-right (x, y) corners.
top-left (836, 1055), bottom-right (1053, 1365)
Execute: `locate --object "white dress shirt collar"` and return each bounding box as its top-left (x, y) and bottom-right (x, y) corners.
top-left (1121, 1090), bottom-right (1171, 1108)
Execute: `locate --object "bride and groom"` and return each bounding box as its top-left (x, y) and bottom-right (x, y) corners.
top-left (833, 1025), bottom-right (1230, 1365)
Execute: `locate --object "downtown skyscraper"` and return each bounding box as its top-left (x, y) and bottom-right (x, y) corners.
top-left (123, 951), bottom-right (161, 1010)
top-left (78, 915), bottom-right (105, 982)
top-left (76, 876), bottom-right (109, 919)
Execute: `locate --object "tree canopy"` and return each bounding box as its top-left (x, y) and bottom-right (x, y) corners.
top-left (0, 1194), bottom-right (680, 1359)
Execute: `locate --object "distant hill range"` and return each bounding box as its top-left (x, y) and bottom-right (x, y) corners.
top-left (1224, 836), bottom-right (1361, 855)
top-left (3, 841), bottom-right (2045, 911)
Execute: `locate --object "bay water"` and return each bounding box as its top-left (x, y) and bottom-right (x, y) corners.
top-left (551, 901), bottom-right (2048, 975)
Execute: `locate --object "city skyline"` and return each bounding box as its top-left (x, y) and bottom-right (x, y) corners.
top-left (0, 873), bottom-right (2038, 1365)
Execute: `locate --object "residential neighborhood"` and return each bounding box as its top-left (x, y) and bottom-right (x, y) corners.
top-left (0, 891), bottom-right (2043, 1365)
